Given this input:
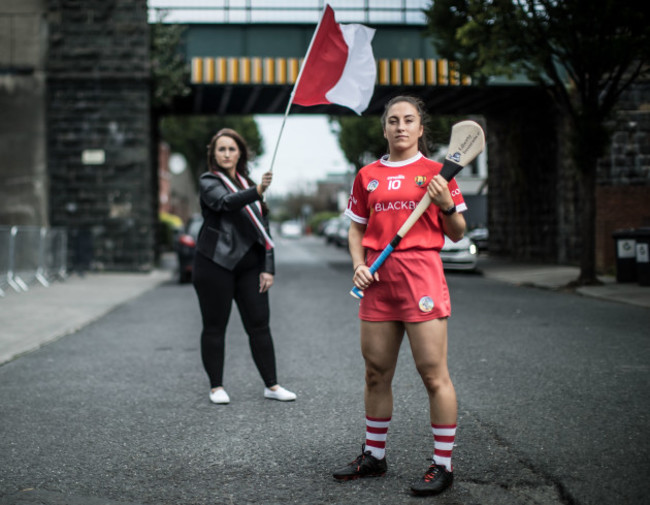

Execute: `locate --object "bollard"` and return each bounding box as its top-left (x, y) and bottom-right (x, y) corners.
top-left (7, 226), bottom-right (29, 292)
top-left (36, 227), bottom-right (51, 287)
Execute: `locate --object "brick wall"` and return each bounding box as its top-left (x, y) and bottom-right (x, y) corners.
top-left (596, 186), bottom-right (650, 273)
top-left (46, 0), bottom-right (154, 271)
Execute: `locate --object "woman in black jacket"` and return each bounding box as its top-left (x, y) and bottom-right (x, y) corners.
top-left (193, 128), bottom-right (296, 405)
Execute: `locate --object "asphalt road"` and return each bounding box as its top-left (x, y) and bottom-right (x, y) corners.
top-left (1, 236), bottom-right (648, 505)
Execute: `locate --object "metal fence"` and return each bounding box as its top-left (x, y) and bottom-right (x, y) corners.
top-left (149, 0), bottom-right (430, 25)
top-left (0, 226), bottom-right (67, 297)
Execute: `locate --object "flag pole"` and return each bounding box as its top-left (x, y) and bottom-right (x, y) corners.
top-left (268, 4), bottom-right (330, 172)
top-left (267, 101), bottom-right (291, 174)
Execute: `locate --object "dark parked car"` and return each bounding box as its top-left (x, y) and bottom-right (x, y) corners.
top-left (176, 214), bottom-right (203, 284)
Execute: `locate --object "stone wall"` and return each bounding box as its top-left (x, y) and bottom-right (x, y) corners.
top-left (486, 81), bottom-right (650, 274)
top-left (485, 91), bottom-right (564, 262)
top-left (596, 80), bottom-right (650, 273)
top-left (46, 0), bottom-right (154, 271)
top-left (0, 0), bottom-right (48, 226)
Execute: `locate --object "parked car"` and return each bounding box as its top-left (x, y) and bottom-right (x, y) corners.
top-left (440, 235), bottom-right (478, 271)
top-left (315, 215), bottom-right (338, 236)
top-left (466, 227), bottom-right (488, 252)
top-left (323, 217), bottom-right (342, 245)
top-left (280, 220), bottom-right (302, 238)
top-left (176, 214), bottom-right (203, 284)
top-left (334, 215), bottom-right (351, 248)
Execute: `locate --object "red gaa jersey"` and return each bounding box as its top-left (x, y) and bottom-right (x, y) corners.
top-left (345, 152), bottom-right (466, 251)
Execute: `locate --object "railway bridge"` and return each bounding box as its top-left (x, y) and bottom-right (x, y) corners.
top-left (3, 1), bottom-right (643, 275)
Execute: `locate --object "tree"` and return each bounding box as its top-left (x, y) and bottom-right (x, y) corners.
top-left (149, 21), bottom-right (193, 260)
top-left (425, 0), bottom-right (650, 285)
top-left (150, 21), bottom-right (191, 110)
top-left (330, 116), bottom-right (386, 171)
top-left (159, 116), bottom-right (263, 183)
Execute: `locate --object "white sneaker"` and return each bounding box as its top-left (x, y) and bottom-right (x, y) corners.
top-left (209, 388), bottom-right (230, 404)
top-left (264, 386), bottom-right (296, 402)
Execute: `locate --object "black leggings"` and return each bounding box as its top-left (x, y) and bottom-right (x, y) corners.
top-left (192, 246), bottom-right (277, 388)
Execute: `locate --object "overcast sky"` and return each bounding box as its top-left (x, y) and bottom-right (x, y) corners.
top-left (250, 115), bottom-right (353, 196)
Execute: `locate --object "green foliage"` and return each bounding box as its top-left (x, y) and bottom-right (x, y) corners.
top-left (425, 0), bottom-right (650, 168)
top-left (309, 211), bottom-right (340, 235)
top-left (329, 116), bottom-right (386, 170)
top-left (425, 115), bottom-right (468, 149)
top-left (269, 208), bottom-right (291, 223)
top-left (159, 116), bottom-right (264, 183)
top-left (150, 23), bottom-right (191, 110)
top-left (425, 0), bottom-right (526, 84)
top-left (424, 1), bottom-right (649, 132)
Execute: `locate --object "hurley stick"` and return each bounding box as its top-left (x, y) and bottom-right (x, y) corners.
top-left (350, 120), bottom-right (486, 299)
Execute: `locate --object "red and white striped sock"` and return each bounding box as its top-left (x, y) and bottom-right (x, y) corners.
top-left (365, 415), bottom-right (391, 460)
top-left (431, 423), bottom-right (456, 471)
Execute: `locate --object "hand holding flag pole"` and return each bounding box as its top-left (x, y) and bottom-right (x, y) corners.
top-left (267, 4), bottom-right (377, 173)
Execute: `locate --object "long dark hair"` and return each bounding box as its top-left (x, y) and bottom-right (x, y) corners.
top-left (206, 128), bottom-right (268, 214)
top-left (380, 95), bottom-right (430, 157)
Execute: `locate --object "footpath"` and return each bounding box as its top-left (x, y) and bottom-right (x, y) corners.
top-left (1, 253), bottom-right (648, 366)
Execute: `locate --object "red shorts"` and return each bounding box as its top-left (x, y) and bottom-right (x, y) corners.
top-left (359, 249), bottom-right (450, 322)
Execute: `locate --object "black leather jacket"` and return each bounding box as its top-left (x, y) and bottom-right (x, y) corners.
top-left (195, 171), bottom-right (274, 274)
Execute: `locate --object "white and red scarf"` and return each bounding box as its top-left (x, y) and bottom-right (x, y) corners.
top-left (214, 171), bottom-right (274, 251)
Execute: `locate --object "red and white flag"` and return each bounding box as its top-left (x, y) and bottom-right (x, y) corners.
top-left (292, 4), bottom-right (376, 115)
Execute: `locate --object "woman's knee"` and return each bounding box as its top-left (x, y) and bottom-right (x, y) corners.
top-left (364, 362), bottom-right (395, 390)
top-left (419, 371), bottom-right (453, 396)
top-left (238, 301), bottom-right (270, 333)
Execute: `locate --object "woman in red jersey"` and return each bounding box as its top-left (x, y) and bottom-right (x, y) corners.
top-left (332, 96), bottom-right (466, 497)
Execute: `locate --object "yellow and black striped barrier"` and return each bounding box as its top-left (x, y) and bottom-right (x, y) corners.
top-left (190, 57), bottom-right (471, 87)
